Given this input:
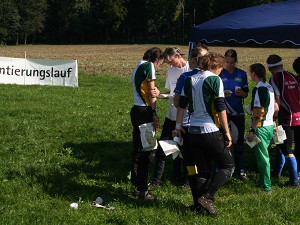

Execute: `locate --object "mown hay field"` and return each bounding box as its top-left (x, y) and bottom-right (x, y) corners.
top-left (1, 44), bottom-right (299, 76)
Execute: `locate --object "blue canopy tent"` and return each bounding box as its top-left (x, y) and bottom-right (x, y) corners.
top-left (189, 0), bottom-right (300, 46)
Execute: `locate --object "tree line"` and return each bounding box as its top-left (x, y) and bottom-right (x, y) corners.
top-left (0, 0), bottom-right (283, 45)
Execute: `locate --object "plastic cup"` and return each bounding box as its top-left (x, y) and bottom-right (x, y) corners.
top-left (70, 203), bottom-right (78, 209)
top-left (95, 197), bottom-right (103, 205)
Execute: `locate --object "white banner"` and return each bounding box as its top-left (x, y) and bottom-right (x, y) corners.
top-left (0, 57), bottom-right (78, 87)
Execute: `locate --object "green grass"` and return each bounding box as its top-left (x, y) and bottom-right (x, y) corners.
top-left (0, 72), bottom-right (299, 225)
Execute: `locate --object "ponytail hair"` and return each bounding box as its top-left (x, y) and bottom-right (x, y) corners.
top-left (189, 45), bottom-right (209, 65)
top-left (143, 47), bottom-right (164, 63)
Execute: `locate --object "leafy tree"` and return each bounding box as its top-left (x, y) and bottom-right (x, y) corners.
top-left (91, 0), bottom-right (128, 42)
top-left (0, 0), bottom-right (20, 44)
top-left (17, 0), bottom-right (47, 44)
top-left (143, 0), bottom-right (183, 43)
top-left (0, 0), bottom-right (287, 44)
top-left (123, 0), bottom-right (147, 43)
top-left (69, 0), bottom-right (92, 43)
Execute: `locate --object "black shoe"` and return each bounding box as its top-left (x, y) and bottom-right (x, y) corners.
top-left (187, 204), bottom-right (197, 212)
top-left (187, 204), bottom-right (206, 213)
top-left (148, 182), bottom-right (159, 187)
top-left (180, 183), bottom-right (190, 189)
top-left (283, 182), bottom-right (299, 188)
top-left (138, 191), bottom-right (157, 200)
top-left (275, 174), bottom-right (281, 179)
top-left (133, 189), bottom-right (140, 197)
top-left (193, 205), bottom-right (208, 215)
top-left (197, 196), bottom-right (218, 216)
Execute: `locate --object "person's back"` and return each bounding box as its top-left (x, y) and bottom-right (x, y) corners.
top-left (177, 52), bottom-right (234, 215)
top-left (270, 69), bottom-right (300, 126)
top-left (267, 54), bottom-right (299, 187)
top-left (186, 71), bottom-right (223, 130)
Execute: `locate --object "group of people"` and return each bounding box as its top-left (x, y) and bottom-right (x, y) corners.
top-left (130, 45), bottom-right (300, 215)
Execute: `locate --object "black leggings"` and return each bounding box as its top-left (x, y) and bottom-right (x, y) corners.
top-left (189, 130), bottom-right (235, 199)
top-left (228, 115), bottom-right (246, 173)
top-left (280, 125), bottom-right (300, 170)
top-left (130, 105), bottom-right (153, 191)
top-left (150, 117), bottom-right (187, 184)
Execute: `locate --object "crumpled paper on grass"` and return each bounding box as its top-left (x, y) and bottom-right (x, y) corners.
top-left (92, 197), bottom-right (115, 210)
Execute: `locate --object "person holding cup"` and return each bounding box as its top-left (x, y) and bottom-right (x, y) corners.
top-left (220, 49), bottom-right (249, 180)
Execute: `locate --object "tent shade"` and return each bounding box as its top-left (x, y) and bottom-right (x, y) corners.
top-left (189, 0), bottom-right (300, 45)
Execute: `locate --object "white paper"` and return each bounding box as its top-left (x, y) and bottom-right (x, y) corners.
top-left (244, 105), bottom-right (252, 115)
top-left (159, 140), bottom-right (179, 156)
top-left (246, 135), bottom-right (261, 148)
top-left (235, 86), bottom-right (241, 91)
top-left (273, 125), bottom-right (287, 144)
top-left (158, 94), bottom-right (173, 99)
top-left (224, 90), bottom-right (233, 97)
top-left (158, 140), bottom-right (183, 159)
top-left (139, 123), bottom-right (158, 151)
top-left (171, 150), bottom-right (183, 160)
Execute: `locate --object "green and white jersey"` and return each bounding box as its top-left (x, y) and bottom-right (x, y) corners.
top-left (183, 70), bottom-right (225, 130)
top-left (251, 81), bottom-right (275, 127)
top-left (132, 60), bottom-right (156, 106)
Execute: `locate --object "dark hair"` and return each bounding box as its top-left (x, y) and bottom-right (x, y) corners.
top-left (266, 54), bottom-right (282, 69)
top-left (163, 46), bottom-right (184, 60)
top-left (250, 63), bottom-right (266, 82)
top-left (200, 52), bottom-right (224, 71)
top-left (143, 47), bottom-right (164, 63)
top-left (224, 49), bottom-right (238, 62)
top-left (292, 57), bottom-right (300, 74)
top-left (190, 45), bottom-right (208, 64)
top-left (196, 43), bottom-right (209, 51)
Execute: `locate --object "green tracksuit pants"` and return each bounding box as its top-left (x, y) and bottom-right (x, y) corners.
top-left (254, 125), bottom-right (274, 191)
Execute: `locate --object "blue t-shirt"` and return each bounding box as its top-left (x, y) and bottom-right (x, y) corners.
top-left (174, 68), bottom-right (200, 95)
top-left (220, 68), bottom-right (248, 114)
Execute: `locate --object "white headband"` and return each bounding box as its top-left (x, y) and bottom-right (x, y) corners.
top-left (267, 61), bottom-right (283, 67)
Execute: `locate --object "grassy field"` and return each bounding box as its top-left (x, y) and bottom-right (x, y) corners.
top-left (0, 44), bottom-right (299, 225)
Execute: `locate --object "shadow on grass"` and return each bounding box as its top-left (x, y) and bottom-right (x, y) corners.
top-left (34, 141), bottom-right (281, 200)
top-left (32, 141), bottom-right (132, 200)
top-left (63, 141), bottom-right (132, 181)
top-left (16, 140), bottom-right (185, 212)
